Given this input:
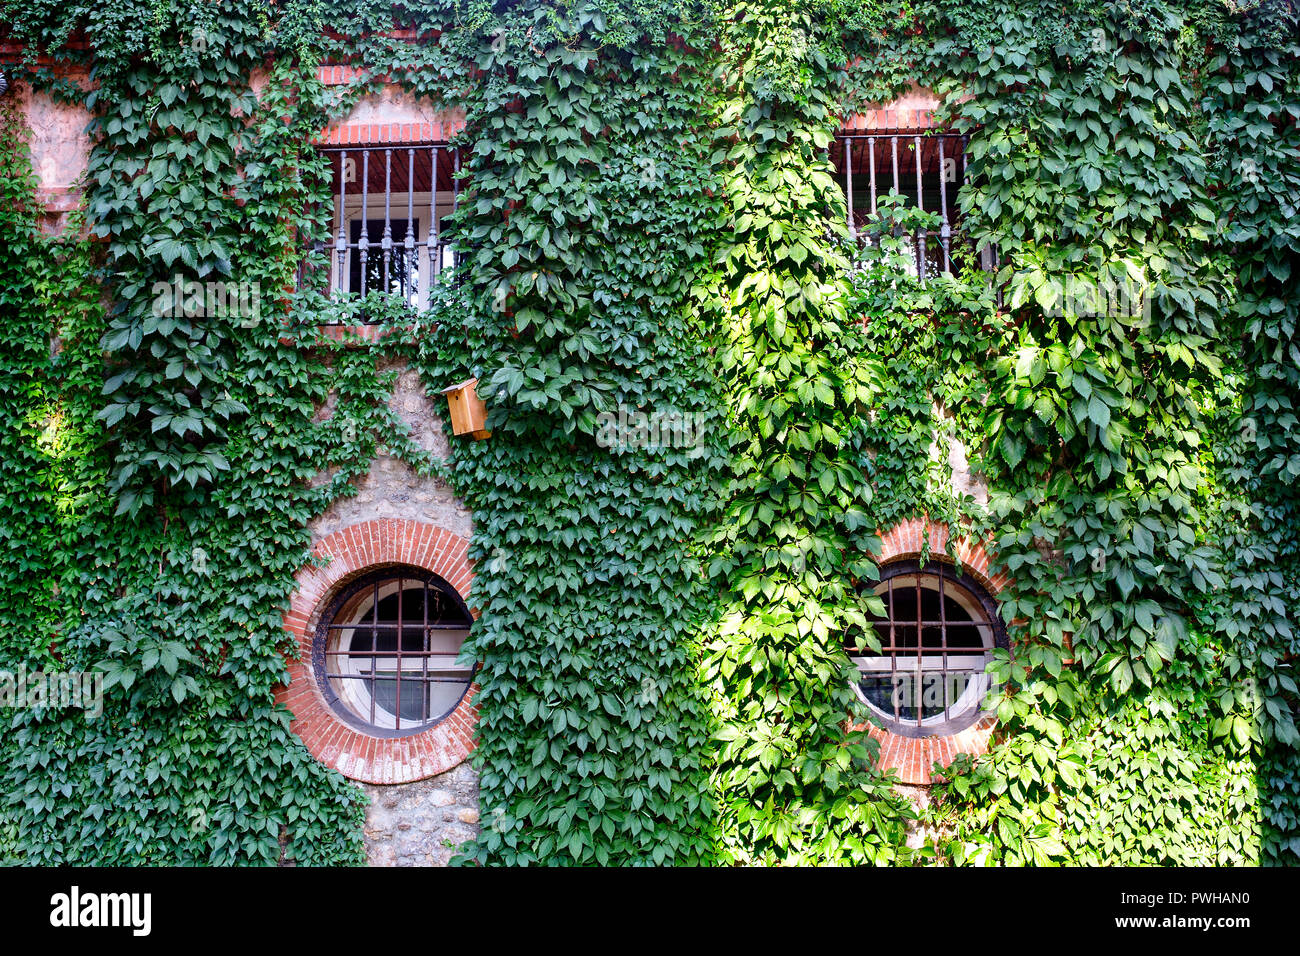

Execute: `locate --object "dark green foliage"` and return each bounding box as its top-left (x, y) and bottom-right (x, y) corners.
top-left (0, 2), bottom-right (413, 865)
top-left (0, 0), bottom-right (1295, 866)
top-left (903, 0), bottom-right (1299, 865)
top-left (383, 0), bottom-right (728, 865)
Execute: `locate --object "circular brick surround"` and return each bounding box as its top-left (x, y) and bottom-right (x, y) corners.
top-left (277, 518), bottom-right (478, 784)
top-left (857, 517), bottom-right (1010, 785)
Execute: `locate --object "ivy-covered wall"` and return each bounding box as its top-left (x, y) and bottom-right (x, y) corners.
top-left (0, 0), bottom-right (1295, 866)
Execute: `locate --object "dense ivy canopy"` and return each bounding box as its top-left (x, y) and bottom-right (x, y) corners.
top-left (0, 0), bottom-right (1295, 866)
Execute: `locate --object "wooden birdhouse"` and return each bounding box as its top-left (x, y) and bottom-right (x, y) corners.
top-left (442, 377), bottom-right (490, 440)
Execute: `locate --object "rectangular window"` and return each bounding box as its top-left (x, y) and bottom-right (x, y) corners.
top-left (831, 130), bottom-right (990, 277)
top-left (305, 144), bottom-right (462, 319)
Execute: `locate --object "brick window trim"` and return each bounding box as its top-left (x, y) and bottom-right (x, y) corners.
top-left (314, 64), bottom-right (468, 146)
top-left (855, 517), bottom-right (1010, 785)
top-left (276, 518), bottom-right (478, 784)
top-left (840, 107), bottom-right (941, 132)
top-left (312, 63), bottom-right (931, 144)
top-left (313, 116), bottom-right (468, 147)
top-left (309, 104), bottom-right (930, 147)
top-left (313, 62), bottom-right (937, 129)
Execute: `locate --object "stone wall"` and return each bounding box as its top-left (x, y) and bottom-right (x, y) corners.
top-left (929, 399), bottom-right (990, 508)
top-left (361, 762), bottom-right (481, 866)
top-left (12, 77), bottom-right (93, 232)
top-left (310, 361), bottom-right (473, 545)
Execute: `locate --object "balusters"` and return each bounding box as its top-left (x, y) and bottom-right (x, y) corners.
top-left (938, 136), bottom-right (951, 273)
top-left (836, 131), bottom-right (966, 278)
top-left (313, 143), bottom-right (463, 318)
top-left (914, 135), bottom-right (925, 276)
top-left (845, 137), bottom-right (854, 239)
top-left (430, 145), bottom-right (441, 281)
top-left (358, 150), bottom-right (370, 295)
top-left (382, 148), bottom-right (393, 294)
top-left (406, 147), bottom-right (416, 305)
top-left (335, 150), bottom-right (348, 291)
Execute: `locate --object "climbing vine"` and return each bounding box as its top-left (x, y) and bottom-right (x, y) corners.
top-left (384, 0), bottom-right (728, 865)
top-left (694, 0), bottom-right (915, 865)
top-left (1, 0), bottom-right (1295, 866)
top-left (0, 1), bottom-right (436, 864)
top-left (890, 0), bottom-right (1300, 865)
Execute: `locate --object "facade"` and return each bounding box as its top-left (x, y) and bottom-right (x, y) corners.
top-left (2, 1), bottom-right (1294, 869)
top-left (10, 59), bottom-right (1009, 862)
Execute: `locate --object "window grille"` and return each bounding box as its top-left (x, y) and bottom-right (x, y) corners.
top-left (315, 567), bottom-right (474, 736)
top-left (845, 559), bottom-right (1007, 738)
top-left (830, 131), bottom-right (1001, 278)
top-left (307, 144), bottom-right (462, 319)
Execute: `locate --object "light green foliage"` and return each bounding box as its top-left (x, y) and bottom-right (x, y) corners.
top-left (907, 0), bottom-right (1299, 866)
top-left (0, 0), bottom-right (1294, 866)
top-left (696, 0), bottom-right (915, 865)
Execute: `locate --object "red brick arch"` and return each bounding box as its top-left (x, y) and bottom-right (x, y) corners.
top-left (276, 519), bottom-right (478, 784)
top-left (859, 517), bottom-right (1010, 785)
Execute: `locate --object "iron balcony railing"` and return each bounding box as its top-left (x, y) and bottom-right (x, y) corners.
top-left (831, 130), bottom-right (1001, 278)
top-left (304, 132), bottom-right (994, 323)
top-left (304, 143), bottom-right (463, 321)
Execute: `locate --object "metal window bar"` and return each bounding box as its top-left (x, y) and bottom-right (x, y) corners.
top-left (358, 150), bottom-right (369, 295)
top-left (832, 131), bottom-right (997, 280)
top-left (307, 144), bottom-right (463, 323)
top-left (430, 145), bottom-right (441, 284)
top-left (325, 579), bottom-right (473, 732)
top-left (939, 566), bottom-right (948, 723)
top-left (914, 574), bottom-right (923, 729)
top-left (394, 573), bottom-right (403, 726)
top-left (845, 137), bottom-right (854, 241)
top-left (422, 575), bottom-right (430, 724)
top-left (889, 575), bottom-right (898, 724)
top-left (369, 579), bottom-right (378, 726)
top-left (855, 572), bottom-right (995, 727)
top-left (913, 134), bottom-right (924, 276)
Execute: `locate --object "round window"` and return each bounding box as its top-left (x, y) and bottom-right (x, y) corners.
top-left (845, 559), bottom-right (1007, 738)
top-left (314, 566), bottom-right (474, 736)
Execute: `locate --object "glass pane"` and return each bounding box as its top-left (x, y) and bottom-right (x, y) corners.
top-left (371, 675), bottom-right (428, 723)
top-left (349, 218), bottom-right (420, 300)
top-left (860, 675), bottom-right (908, 721)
